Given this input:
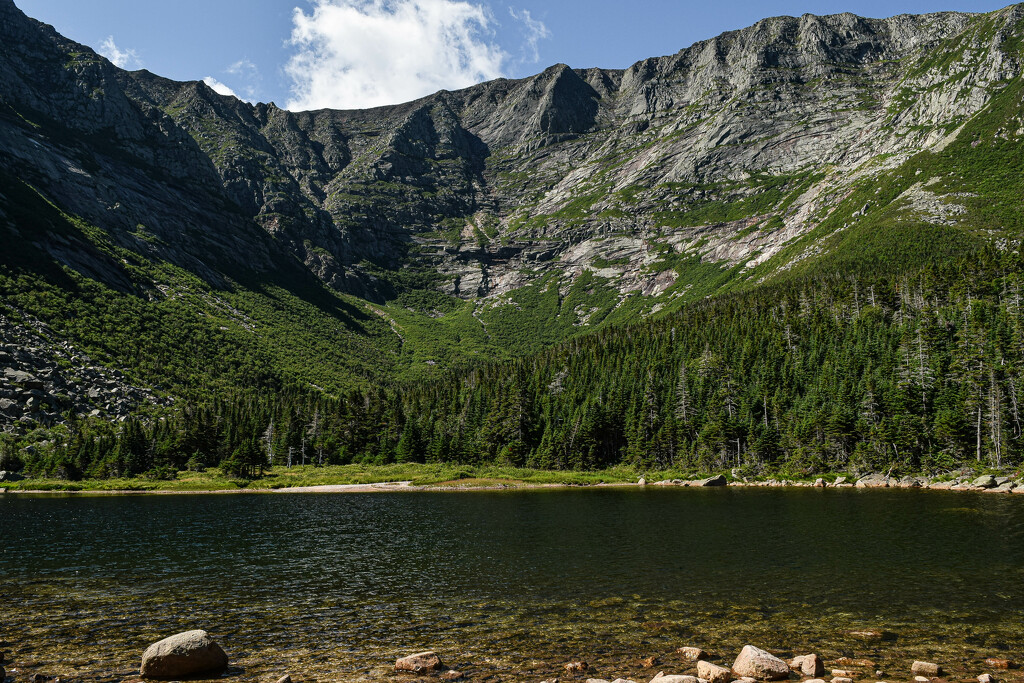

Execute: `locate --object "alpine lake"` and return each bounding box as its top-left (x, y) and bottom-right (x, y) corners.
top-left (3, 487), bottom-right (1024, 683)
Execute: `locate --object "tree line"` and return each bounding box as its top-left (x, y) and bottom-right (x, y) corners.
top-left (10, 245), bottom-right (1024, 479)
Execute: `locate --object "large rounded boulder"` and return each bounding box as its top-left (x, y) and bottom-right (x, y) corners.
top-left (140, 629), bottom-right (229, 679)
top-left (732, 645), bottom-right (790, 680)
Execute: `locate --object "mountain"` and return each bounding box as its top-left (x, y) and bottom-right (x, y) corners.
top-left (2, 0), bottom-right (1024, 468)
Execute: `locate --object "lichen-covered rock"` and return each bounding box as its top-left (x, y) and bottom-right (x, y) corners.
top-left (139, 630), bottom-right (228, 679)
top-left (731, 646), bottom-right (790, 681)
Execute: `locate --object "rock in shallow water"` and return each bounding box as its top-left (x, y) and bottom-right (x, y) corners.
top-left (395, 651), bottom-right (445, 673)
top-left (678, 648), bottom-right (710, 662)
top-left (984, 658), bottom-right (1013, 669)
top-left (732, 646), bottom-right (789, 681)
top-left (650, 674), bottom-right (700, 683)
top-left (139, 629), bottom-right (229, 679)
top-left (912, 662), bottom-right (942, 677)
top-left (697, 660), bottom-right (731, 683)
top-left (790, 654), bottom-right (825, 677)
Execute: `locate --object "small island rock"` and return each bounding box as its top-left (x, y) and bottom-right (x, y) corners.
top-left (274, 676), bottom-right (292, 683)
top-left (395, 651), bottom-right (445, 674)
top-left (978, 675), bottom-right (996, 683)
top-left (139, 629), bottom-right (229, 679)
top-left (732, 646), bottom-right (789, 681)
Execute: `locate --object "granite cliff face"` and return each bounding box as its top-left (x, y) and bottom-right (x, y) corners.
top-left (2, 0), bottom-right (1024, 421)
top-left (4, 0), bottom-right (1023, 304)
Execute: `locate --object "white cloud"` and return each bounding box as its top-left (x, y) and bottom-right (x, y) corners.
top-left (227, 59), bottom-right (259, 77)
top-left (98, 36), bottom-right (142, 70)
top-left (508, 7), bottom-right (549, 64)
top-left (203, 77), bottom-right (238, 98)
top-left (285, 0), bottom-right (508, 111)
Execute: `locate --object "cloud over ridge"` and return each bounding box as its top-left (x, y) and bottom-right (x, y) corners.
top-left (98, 36), bottom-right (142, 70)
top-left (284, 0), bottom-right (509, 111)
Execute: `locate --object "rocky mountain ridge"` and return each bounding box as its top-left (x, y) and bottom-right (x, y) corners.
top-left (3, 0), bottom-right (1024, 428)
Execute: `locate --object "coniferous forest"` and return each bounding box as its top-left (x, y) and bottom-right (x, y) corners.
top-left (10, 245), bottom-right (1024, 480)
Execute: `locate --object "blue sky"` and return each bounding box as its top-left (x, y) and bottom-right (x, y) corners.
top-left (15, 0), bottom-right (1011, 110)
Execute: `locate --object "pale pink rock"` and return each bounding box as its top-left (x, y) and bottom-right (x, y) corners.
top-left (698, 660), bottom-right (731, 683)
top-left (395, 651), bottom-right (445, 673)
top-left (732, 646), bottom-right (790, 681)
top-left (790, 655), bottom-right (825, 677)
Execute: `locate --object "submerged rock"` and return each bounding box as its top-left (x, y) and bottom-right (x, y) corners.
top-left (790, 654), bottom-right (825, 677)
top-left (983, 658), bottom-right (1013, 669)
top-left (565, 661), bottom-right (589, 674)
top-left (274, 676), bottom-right (292, 683)
top-left (912, 662), bottom-right (942, 677)
top-left (395, 651), bottom-right (445, 674)
top-left (732, 646), bottom-right (789, 681)
top-left (678, 648), bottom-right (709, 662)
top-left (847, 630), bottom-right (892, 642)
top-left (139, 629), bottom-right (228, 679)
top-left (641, 657), bottom-right (661, 669)
top-left (441, 672), bottom-right (464, 681)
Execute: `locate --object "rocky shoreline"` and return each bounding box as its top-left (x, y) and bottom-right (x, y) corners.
top-left (4, 632), bottom-right (1017, 683)
top-left (642, 472), bottom-right (1024, 494)
top-left (2, 471), bottom-right (1023, 495)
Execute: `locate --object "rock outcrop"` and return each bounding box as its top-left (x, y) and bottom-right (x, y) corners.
top-left (3, 0), bottom-right (1024, 435)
